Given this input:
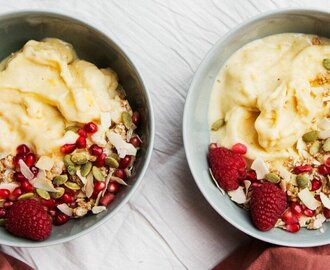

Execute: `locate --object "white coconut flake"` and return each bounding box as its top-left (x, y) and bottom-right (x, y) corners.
top-left (251, 157), bottom-right (269, 179)
top-left (101, 112), bottom-right (112, 130)
top-left (278, 167), bottom-right (292, 182)
top-left (318, 118), bottom-right (330, 130)
top-left (95, 191), bottom-right (103, 206)
top-left (320, 192), bottom-right (330, 209)
top-left (314, 214), bottom-right (326, 229)
top-left (209, 168), bottom-right (225, 195)
top-left (319, 130), bottom-right (330, 139)
top-left (0, 182), bottom-right (19, 192)
top-left (57, 203), bottom-right (73, 217)
top-left (18, 159), bottom-right (34, 180)
top-left (243, 180), bottom-right (251, 196)
top-left (84, 173), bottom-right (94, 198)
top-left (299, 216), bottom-right (311, 227)
top-left (91, 127), bottom-right (107, 147)
top-left (227, 186), bottom-right (246, 204)
top-left (76, 169), bottom-right (87, 185)
top-left (59, 130), bottom-right (79, 145)
top-left (298, 188), bottom-right (321, 210)
top-left (110, 176), bottom-right (128, 186)
top-left (30, 177), bottom-right (58, 192)
top-left (35, 156), bottom-right (54, 171)
top-left (296, 138), bottom-right (306, 151)
top-left (92, 206), bottom-right (107, 214)
top-left (102, 170), bottom-right (114, 197)
top-left (107, 131), bottom-right (137, 158)
top-left (36, 169), bottom-right (46, 180)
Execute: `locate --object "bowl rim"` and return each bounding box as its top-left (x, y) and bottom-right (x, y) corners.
top-left (0, 10), bottom-right (155, 247)
top-left (183, 7), bottom-right (330, 247)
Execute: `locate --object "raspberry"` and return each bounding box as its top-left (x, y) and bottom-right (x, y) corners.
top-left (5, 199), bottom-right (52, 241)
top-left (208, 146), bottom-right (246, 191)
top-left (250, 183), bottom-right (286, 231)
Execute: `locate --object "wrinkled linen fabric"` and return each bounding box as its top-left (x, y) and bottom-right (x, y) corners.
top-left (0, 0), bottom-right (329, 269)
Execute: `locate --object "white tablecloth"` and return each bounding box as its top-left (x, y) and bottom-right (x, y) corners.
top-left (0, 1), bottom-right (330, 269)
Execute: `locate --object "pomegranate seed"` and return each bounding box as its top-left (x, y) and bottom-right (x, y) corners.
top-left (78, 128), bottom-right (87, 138)
top-left (94, 181), bottom-right (106, 193)
top-left (40, 199), bottom-right (55, 209)
top-left (132, 112), bottom-right (140, 126)
top-left (14, 172), bottom-right (26, 182)
top-left (232, 143), bottom-right (247, 155)
top-left (119, 156), bottom-right (131, 169)
top-left (246, 170), bottom-right (257, 181)
top-left (16, 144), bottom-right (30, 154)
top-left (48, 209), bottom-right (57, 217)
top-left (311, 179), bottom-right (322, 191)
top-left (84, 122), bottom-right (98, 133)
top-left (3, 201), bottom-right (13, 208)
top-left (9, 187), bottom-right (22, 201)
top-left (60, 144), bottom-right (76, 154)
top-left (30, 166), bottom-right (39, 176)
top-left (293, 165), bottom-right (312, 174)
top-left (54, 213), bottom-right (70, 226)
top-left (21, 180), bottom-right (34, 192)
top-left (318, 164), bottom-right (329, 175)
top-left (0, 207), bottom-right (6, 218)
top-left (0, 189), bottom-right (10, 199)
top-left (64, 188), bottom-right (76, 197)
top-left (251, 182), bottom-right (262, 188)
top-left (25, 153), bottom-right (36, 167)
top-left (94, 153), bottom-right (106, 167)
top-left (130, 136), bottom-right (142, 148)
top-left (290, 202), bottom-right (303, 218)
top-left (108, 182), bottom-right (120, 193)
top-left (13, 153), bottom-right (26, 168)
top-left (315, 194), bottom-right (321, 201)
top-left (303, 208), bottom-right (314, 217)
top-left (76, 136), bottom-right (87, 149)
top-left (61, 193), bottom-right (75, 204)
top-left (284, 223), bottom-right (300, 233)
top-left (209, 143), bottom-right (217, 150)
top-left (114, 169), bottom-right (126, 180)
top-left (100, 192), bottom-right (115, 207)
top-left (282, 209), bottom-right (298, 225)
top-left (89, 144), bottom-right (103, 156)
top-left (68, 202), bottom-right (77, 208)
top-left (325, 157), bottom-right (330, 167)
top-left (324, 208), bottom-right (330, 219)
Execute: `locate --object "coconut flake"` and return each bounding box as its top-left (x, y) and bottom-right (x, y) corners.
top-left (209, 168), bottom-right (225, 195)
top-left (18, 159), bottom-right (34, 180)
top-left (76, 169), bottom-right (87, 185)
top-left (102, 170), bottom-right (114, 197)
top-left (57, 203), bottom-right (73, 217)
top-left (320, 192), bottom-right (330, 209)
top-left (59, 131), bottom-right (79, 145)
top-left (318, 118), bottom-right (330, 130)
top-left (227, 186), bottom-right (246, 204)
top-left (278, 167), bottom-right (292, 182)
top-left (36, 156), bottom-right (54, 171)
top-left (30, 177), bottom-right (58, 192)
top-left (296, 138), bottom-right (306, 151)
top-left (91, 127), bottom-right (107, 147)
top-left (0, 182), bottom-right (19, 192)
top-left (107, 131), bottom-right (137, 158)
top-left (92, 206), bottom-right (107, 214)
top-left (84, 173), bottom-right (94, 198)
top-left (110, 176), bottom-right (128, 186)
top-left (313, 214), bottom-right (326, 229)
top-left (95, 191), bottom-right (103, 206)
top-left (298, 188), bottom-right (321, 210)
top-left (299, 216), bottom-right (312, 227)
top-left (101, 112), bottom-right (112, 130)
top-left (319, 130), bottom-right (330, 139)
top-left (251, 157), bottom-right (269, 179)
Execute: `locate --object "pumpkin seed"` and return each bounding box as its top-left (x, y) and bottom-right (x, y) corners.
top-left (310, 141), bottom-right (321, 155)
top-left (109, 153), bottom-right (119, 161)
top-left (18, 192), bottom-right (34, 200)
top-left (122, 111), bottom-right (132, 129)
top-left (64, 154), bottom-right (74, 167)
top-left (53, 174), bottom-right (68, 185)
top-left (323, 138), bottom-right (330, 152)
top-left (80, 162), bottom-right (92, 177)
top-left (105, 157), bottom-right (119, 168)
top-left (302, 130), bottom-right (319, 142)
top-left (65, 125), bottom-right (80, 132)
top-left (323, 58), bottom-right (330, 70)
top-left (67, 165), bottom-right (77, 176)
top-left (92, 166), bottom-right (105, 181)
top-left (36, 189), bottom-right (50, 200)
top-left (64, 181), bottom-right (81, 190)
top-left (296, 175), bottom-right (309, 188)
top-left (265, 173), bottom-right (280, 183)
top-left (71, 153), bottom-right (88, 165)
top-left (0, 219), bottom-right (5, 226)
top-left (211, 119), bottom-right (224, 131)
top-left (51, 187), bottom-right (65, 199)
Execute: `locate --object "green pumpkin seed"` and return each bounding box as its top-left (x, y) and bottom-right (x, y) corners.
top-left (64, 154), bottom-right (74, 167)
top-left (51, 187), bottom-right (65, 199)
top-left (18, 192), bottom-right (34, 200)
top-left (310, 141), bottom-right (321, 155)
top-left (80, 161), bottom-right (92, 177)
top-left (323, 58), bottom-right (330, 70)
top-left (302, 130), bottom-right (319, 142)
top-left (64, 181), bottom-right (81, 190)
top-left (109, 153), bottom-right (119, 161)
top-left (105, 157), bottom-right (119, 168)
top-left (71, 153), bottom-right (88, 165)
top-left (65, 125), bottom-right (80, 132)
top-left (53, 174), bottom-right (68, 186)
top-left (296, 175), bottom-right (309, 188)
top-left (122, 111), bottom-right (132, 129)
top-left (92, 166), bottom-right (105, 181)
top-left (323, 138), bottom-right (330, 152)
top-left (36, 189), bottom-right (50, 200)
top-left (211, 119), bottom-right (224, 131)
top-left (0, 219), bottom-right (6, 226)
top-left (265, 173), bottom-right (280, 184)
top-left (67, 165), bottom-right (77, 176)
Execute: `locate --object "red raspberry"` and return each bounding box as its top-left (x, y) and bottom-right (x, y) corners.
top-left (208, 146), bottom-right (246, 191)
top-left (250, 183), bottom-right (286, 231)
top-left (5, 199), bottom-right (52, 241)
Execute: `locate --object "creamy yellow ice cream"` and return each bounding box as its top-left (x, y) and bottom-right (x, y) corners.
top-left (0, 38), bottom-right (126, 157)
top-left (209, 33), bottom-right (330, 161)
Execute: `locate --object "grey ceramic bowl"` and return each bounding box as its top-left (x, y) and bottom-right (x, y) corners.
top-left (0, 11), bottom-right (154, 247)
top-left (183, 8), bottom-right (330, 247)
